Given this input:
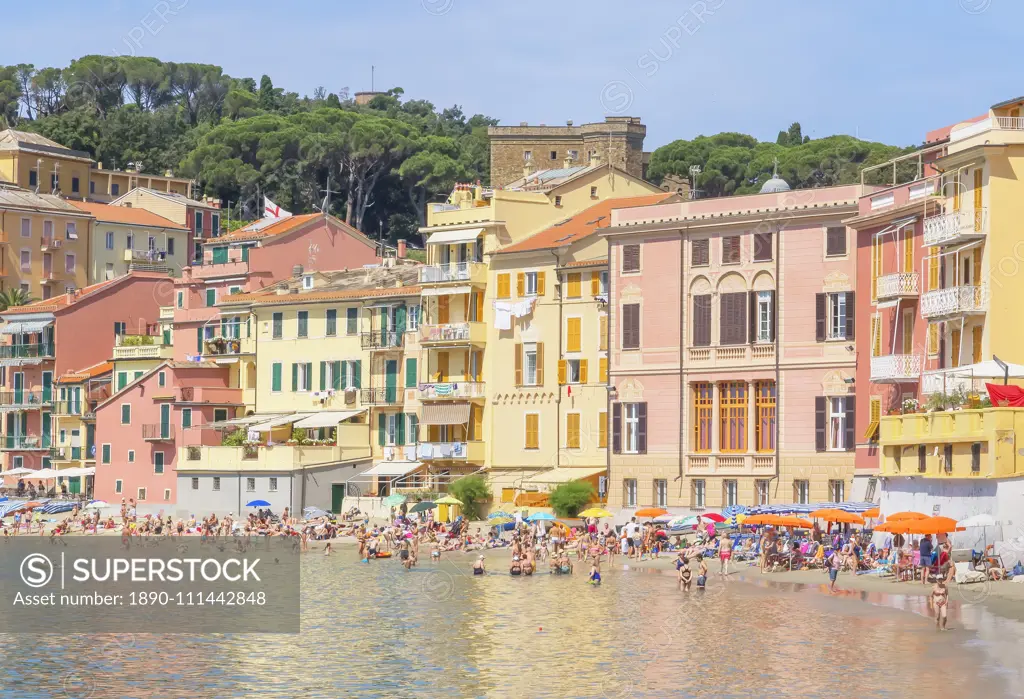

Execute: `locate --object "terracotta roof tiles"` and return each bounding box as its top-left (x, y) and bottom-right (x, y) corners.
top-left (68, 201), bottom-right (187, 230)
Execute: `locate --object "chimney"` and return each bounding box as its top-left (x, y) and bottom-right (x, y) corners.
top-left (292, 264), bottom-right (303, 277)
top-left (523, 165), bottom-right (533, 177)
top-left (563, 156), bottom-right (575, 169)
top-left (397, 239), bottom-right (407, 259)
top-left (589, 152), bottom-right (603, 167)
top-left (65, 290), bottom-right (74, 306)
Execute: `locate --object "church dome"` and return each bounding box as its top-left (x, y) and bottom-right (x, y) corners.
top-left (760, 176), bottom-right (791, 194)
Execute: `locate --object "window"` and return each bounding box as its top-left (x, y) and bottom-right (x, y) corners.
top-left (554, 195), bottom-right (562, 207)
top-left (408, 305), bottom-right (420, 331)
top-left (51, 173), bottom-right (58, 192)
top-left (623, 479), bottom-right (638, 507)
top-left (117, 372), bottom-right (128, 391)
top-left (794, 480), bottom-right (810, 505)
top-left (525, 414), bottom-right (539, 449)
top-left (182, 408), bottom-right (192, 428)
top-left (524, 344), bottom-right (539, 385)
top-left (212, 213), bottom-right (220, 236)
top-left (65, 222), bottom-right (77, 240)
top-left (163, 489), bottom-right (171, 502)
top-left (598, 270), bottom-right (609, 295)
top-left (622, 402), bottom-right (645, 454)
top-left (723, 479), bottom-right (738, 507)
top-left (653, 479), bottom-right (668, 507)
top-left (72, 176), bottom-right (80, 193)
top-left (297, 311), bottom-right (308, 338)
top-left (115, 479), bottom-right (122, 494)
top-left (154, 452), bottom-right (165, 474)
top-left (719, 382), bottom-right (747, 452)
top-left (828, 479), bottom-right (845, 502)
top-left (104, 263), bottom-right (115, 280)
top-left (972, 443), bottom-right (981, 473)
top-left (829, 293), bottom-right (847, 340)
top-left (205, 288), bottom-right (216, 307)
top-left (755, 479), bottom-right (770, 505)
top-left (294, 362), bottom-right (312, 392)
top-left (621, 303), bottom-right (640, 349)
top-left (826, 227), bottom-right (847, 256)
top-left (246, 477), bottom-right (256, 492)
top-left (816, 395), bottom-right (854, 452)
top-left (943, 444), bottom-right (954, 474)
top-left (101, 444), bottom-right (111, 464)
top-left (111, 183), bottom-right (120, 196)
top-left (566, 413), bottom-right (581, 448)
top-left (346, 308), bottom-right (358, 335)
top-left (621, 244), bottom-right (640, 273)
top-left (213, 477), bottom-right (221, 491)
top-left (214, 408), bottom-right (227, 423)
top-left (523, 150), bottom-right (532, 162)
top-left (719, 292), bottom-right (747, 345)
top-left (20, 218), bottom-right (30, 238)
top-left (20, 249), bottom-right (30, 273)
top-left (271, 312), bottom-right (283, 339)
top-left (120, 404), bottom-right (131, 425)
top-left (167, 238), bottom-right (175, 256)
top-left (104, 231), bottom-right (114, 250)
top-left (755, 381), bottom-right (776, 452)
top-left (549, 150), bottom-right (557, 160)
top-left (562, 358), bottom-right (583, 384)
top-left (692, 479), bottom-right (706, 508)
top-left (302, 274), bottom-right (314, 290)
top-left (326, 309), bottom-right (337, 336)
top-left (524, 271), bottom-right (539, 296)
top-left (692, 295), bottom-right (711, 346)
top-left (753, 232), bottom-right (773, 261)
top-left (756, 291), bottom-right (774, 342)
top-left (722, 235), bottom-right (741, 264)
top-left (114, 321), bottom-right (126, 337)
top-left (566, 317), bottom-right (581, 352)
top-left (693, 383), bottom-right (713, 453)
top-left (126, 232), bottom-right (134, 250)
top-left (599, 411), bottom-right (607, 448)
top-left (692, 239), bottom-right (709, 266)
top-left (191, 478), bottom-right (199, 491)
top-left (496, 273), bottom-right (511, 299)
top-left (158, 371), bottom-right (166, 387)
top-left (817, 292), bottom-right (855, 341)
top-left (566, 272), bottom-right (581, 298)
top-left (90, 180), bottom-right (95, 194)
top-left (29, 170), bottom-right (37, 187)
top-left (599, 315), bottom-right (608, 352)
top-left (193, 211), bottom-right (203, 236)
top-left (590, 185), bottom-right (598, 197)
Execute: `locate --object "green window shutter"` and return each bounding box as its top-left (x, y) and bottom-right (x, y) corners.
top-left (291, 363), bottom-right (298, 392)
top-left (121, 405), bottom-right (130, 424)
top-left (182, 408), bottom-right (192, 429)
top-left (271, 363), bottom-right (282, 392)
top-left (380, 307), bottom-right (387, 333)
top-left (396, 305), bottom-right (407, 335)
top-left (405, 358), bottom-right (417, 388)
top-left (340, 362), bottom-right (348, 390)
top-left (117, 372), bottom-right (127, 391)
top-left (319, 361), bottom-right (327, 391)
top-left (206, 288), bottom-right (215, 307)
top-left (354, 360), bottom-right (362, 389)
top-left (378, 413), bottom-right (386, 446)
top-left (306, 363), bottom-right (313, 389)
top-left (326, 309), bottom-right (337, 336)
top-left (396, 412), bottom-right (405, 446)
top-left (102, 444), bottom-right (111, 463)
top-left (332, 361), bottom-right (342, 390)
top-left (196, 329), bottom-right (202, 353)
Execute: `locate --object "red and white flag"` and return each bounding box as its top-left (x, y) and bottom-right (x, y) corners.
top-left (264, 197), bottom-right (292, 219)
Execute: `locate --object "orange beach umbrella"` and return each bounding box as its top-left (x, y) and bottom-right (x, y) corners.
top-left (634, 507), bottom-right (668, 519)
top-left (906, 516), bottom-right (965, 535)
top-left (809, 509), bottom-right (865, 525)
top-left (863, 507), bottom-right (880, 519)
top-left (886, 511), bottom-right (928, 522)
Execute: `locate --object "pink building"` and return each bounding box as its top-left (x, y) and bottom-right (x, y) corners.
top-left (92, 361), bottom-right (241, 509)
top-left (0, 273), bottom-right (170, 474)
top-left (172, 213), bottom-right (379, 361)
top-left (604, 181), bottom-right (862, 512)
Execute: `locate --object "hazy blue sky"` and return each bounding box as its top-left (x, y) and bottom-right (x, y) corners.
top-left (1, 0), bottom-right (1018, 149)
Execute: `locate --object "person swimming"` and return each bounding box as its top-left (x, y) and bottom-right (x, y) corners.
top-left (510, 556), bottom-right (523, 576)
top-left (473, 555), bottom-right (486, 576)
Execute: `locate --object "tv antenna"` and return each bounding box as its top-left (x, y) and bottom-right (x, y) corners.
top-left (689, 164), bottom-right (702, 199)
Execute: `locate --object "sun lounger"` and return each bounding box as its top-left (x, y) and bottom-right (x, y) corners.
top-left (953, 561), bottom-right (987, 585)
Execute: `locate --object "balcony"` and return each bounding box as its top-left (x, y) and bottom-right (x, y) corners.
top-left (419, 322), bottom-right (486, 345)
top-left (175, 386), bottom-right (244, 404)
top-left (142, 424), bottom-right (176, 441)
top-left (124, 249), bottom-right (171, 273)
top-left (687, 343), bottom-right (775, 365)
top-left (418, 382), bottom-right (486, 401)
top-left (40, 237), bottom-right (63, 252)
top-left (0, 343), bottom-right (54, 366)
top-left (179, 424), bottom-right (371, 472)
top-left (49, 446), bottom-right (84, 462)
top-left (1, 435), bottom-right (51, 451)
top-left (920, 368), bottom-right (985, 396)
top-left (419, 262), bottom-right (487, 285)
top-left (112, 334), bottom-right (173, 360)
top-left (416, 441), bottom-right (485, 462)
top-left (923, 208), bottom-right (987, 247)
top-left (190, 257), bottom-right (249, 281)
top-left (879, 408), bottom-right (1024, 479)
top-left (360, 387), bottom-right (403, 405)
top-left (361, 331), bottom-right (405, 351)
top-left (921, 284), bottom-right (987, 320)
top-left (202, 334), bottom-right (253, 357)
top-left (870, 354), bottom-right (922, 383)
top-left (39, 271), bottom-right (59, 285)
top-left (876, 272), bottom-right (919, 301)
top-left (685, 453), bottom-right (776, 474)
top-left (0, 391), bottom-right (52, 411)
top-left (949, 115), bottom-right (1024, 147)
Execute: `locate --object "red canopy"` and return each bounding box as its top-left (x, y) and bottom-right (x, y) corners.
top-left (986, 383), bottom-right (1024, 407)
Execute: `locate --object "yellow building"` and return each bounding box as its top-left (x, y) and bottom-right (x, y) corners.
top-left (49, 361), bottom-right (112, 492)
top-left (0, 186), bottom-right (93, 296)
top-left (69, 201), bottom-right (190, 280)
top-left (0, 129), bottom-right (194, 201)
top-left (417, 163), bottom-right (663, 505)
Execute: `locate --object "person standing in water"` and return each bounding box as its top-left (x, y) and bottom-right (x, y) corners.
top-left (932, 577), bottom-right (949, 631)
top-left (696, 554), bottom-right (707, 590)
top-left (719, 535), bottom-right (733, 576)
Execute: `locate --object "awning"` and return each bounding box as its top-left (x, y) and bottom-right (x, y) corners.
top-left (872, 215), bottom-right (917, 239)
top-left (421, 285), bottom-right (472, 297)
top-left (524, 467), bottom-right (606, 485)
top-left (875, 300), bottom-right (900, 310)
top-left (421, 402), bottom-right (471, 425)
top-left (426, 227), bottom-right (484, 246)
top-left (293, 409), bottom-right (365, 429)
top-left (361, 461), bottom-right (422, 477)
top-left (57, 466), bottom-right (96, 478)
top-left (206, 414), bottom-right (285, 429)
top-left (2, 319), bottom-right (52, 335)
top-left (251, 414), bottom-right (312, 432)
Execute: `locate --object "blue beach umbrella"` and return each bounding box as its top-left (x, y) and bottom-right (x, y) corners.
top-left (246, 499), bottom-right (272, 507)
top-left (527, 512), bottom-right (556, 522)
top-left (488, 511), bottom-right (514, 520)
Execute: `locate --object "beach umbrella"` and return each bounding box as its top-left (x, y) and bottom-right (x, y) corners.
top-left (2, 467), bottom-right (36, 477)
top-left (246, 499), bottom-right (272, 507)
top-left (907, 517), bottom-right (965, 535)
top-left (886, 511), bottom-right (928, 522)
top-left (863, 507), bottom-right (880, 519)
top-left (383, 493), bottom-right (407, 507)
top-left (408, 501), bottom-right (436, 514)
top-left (489, 516), bottom-right (514, 525)
top-left (653, 513), bottom-right (675, 523)
top-left (487, 511), bottom-right (514, 520)
top-left (700, 513), bottom-right (726, 523)
top-left (303, 507), bottom-right (330, 519)
top-left (578, 507), bottom-right (613, 518)
top-left (742, 514), bottom-right (772, 526)
top-left (668, 515), bottom-right (698, 528)
top-left (811, 509), bottom-right (866, 525)
top-left (958, 514), bottom-right (996, 528)
top-left (436, 495), bottom-right (463, 505)
top-left (634, 507), bottom-right (668, 519)
top-left (84, 500), bottom-right (108, 510)
top-left (775, 516), bottom-right (813, 529)
top-left (527, 512), bottom-right (556, 522)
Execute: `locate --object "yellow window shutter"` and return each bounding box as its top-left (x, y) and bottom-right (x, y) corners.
top-left (558, 359), bottom-right (567, 385)
top-left (567, 318), bottom-right (581, 352)
top-left (525, 414), bottom-right (538, 449)
top-left (951, 328), bottom-right (961, 368)
top-left (903, 230), bottom-right (914, 274)
top-left (599, 315), bottom-right (608, 351)
top-left (973, 326), bottom-right (983, 364)
top-left (536, 271), bottom-right (546, 296)
top-left (472, 403), bottom-right (483, 440)
top-left (591, 271), bottom-right (600, 295)
top-left (514, 343), bottom-right (523, 386)
top-left (517, 272), bottom-right (525, 297)
top-left (579, 359), bottom-right (588, 384)
top-left (864, 397), bottom-right (881, 441)
top-left (536, 342), bottom-right (545, 385)
top-left (599, 357), bottom-right (608, 383)
top-left (927, 323), bottom-right (939, 355)
top-left (567, 414), bottom-right (580, 448)
top-left (870, 317), bottom-right (881, 357)
top-left (475, 291), bottom-right (484, 322)
top-left (567, 272), bottom-right (581, 298)
top-left (598, 411), bottom-right (607, 448)
top-left (953, 173), bottom-right (961, 212)
top-left (870, 238), bottom-right (879, 302)
top-left (463, 350), bottom-right (470, 379)
top-left (497, 273), bottom-right (510, 299)
top-left (974, 169), bottom-right (982, 211)
top-left (438, 295), bottom-right (449, 324)
top-left (973, 253), bottom-right (981, 287)
top-left (501, 488), bottom-right (514, 503)
top-left (928, 247), bottom-right (939, 291)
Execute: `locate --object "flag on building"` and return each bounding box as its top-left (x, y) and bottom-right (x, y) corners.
top-left (264, 197), bottom-right (292, 219)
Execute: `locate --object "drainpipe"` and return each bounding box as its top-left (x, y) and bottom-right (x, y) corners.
top-left (772, 222), bottom-right (782, 500)
top-left (550, 248), bottom-right (562, 473)
top-left (676, 224), bottom-right (688, 483)
top-left (605, 251), bottom-right (612, 502)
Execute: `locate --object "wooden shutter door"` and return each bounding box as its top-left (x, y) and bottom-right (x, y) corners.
top-left (769, 290), bottom-right (777, 342)
top-left (844, 396), bottom-right (855, 452)
top-left (815, 294), bottom-right (826, 342)
top-left (536, 272), bottom-right (546, 297)
top-left (536, 343), bottom-right (545, 385)
top-left (748, 291), bottom-right (757, 344)
top-left (517, 273), bottom-right (525, 297)
top-left (693, 295), bottom-right (710, 346)
top-left (612, 403), bottom-right (622, 453)
top-left (844, 292), bottom-right (855, 340)
top-left (814, 396), bottom-right (826, 452)
top-left (591, 271), bottom-right (600, 295)
top-left (637, 402), bottom-right (648, 454)
top-left (972, 326), bottom-right (983, 364)
top-left (438, 295), bottom-right (449, 324)
top-left (903, 231), bottom-right (914, 274)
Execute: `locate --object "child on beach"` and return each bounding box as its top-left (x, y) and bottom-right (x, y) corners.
top-left (932, 578), bottom-right (949, 631)
top-left (696, 555), bottom-right (707, 590)
top-left (827, 546), bottom-right (842, 593)
top-left (588, 555), bottom-right (601, 584)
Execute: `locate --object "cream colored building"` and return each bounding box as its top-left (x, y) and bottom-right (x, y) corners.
top-left (69, 201), bottom-right (190, 280)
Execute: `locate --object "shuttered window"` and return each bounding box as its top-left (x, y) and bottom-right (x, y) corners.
top-left (826, 227), bottom-right (847, 256)
top-left (753, 232), bottom-right (772, 261)
top-left (599, 357), bottom-right (608, 383)
top-left (496, 273), bottom-right (511, 299)
top-left (621, 244), bottom-right (640, 273)
top-left (566, 317), bottom-right (582, 352)
top-left (719, 382), bottom-right (747, 452)
top-left (566, 273), bottom-right (582, 298)
top-left (693, 382), bottom-right (713, 452)
top-left (693, 295), bottom-right (711, 347)
top-left (692, 239), bottom-right (709, 266)
top-left (599, 315), bottom-right (608, 351)
top-left (722, 236), bottom-right (741, 264)
top-left (621, 304), bottom-right (640, 349)
top-left (525, 414), bottom-right (539, 449)
top-left (719, 292), bottom-right (747, 345)
top-left (566, 413), bottom-right (581, 449)
top-left (598, 412), bottom-right (607, 448)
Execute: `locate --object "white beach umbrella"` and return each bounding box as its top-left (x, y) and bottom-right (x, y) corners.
top-left (84, 501), bottom-right (109, 510)
top-left (958, 514), bottom-right (996, 528)
top-left (952, 360), bottom-right (1024, 380)
top-left (2, 467), bottom-right (37, 477)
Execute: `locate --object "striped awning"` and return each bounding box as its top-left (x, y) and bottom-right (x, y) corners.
top-left (293, 410), bottom-right (364, 429)
top-left (2, 319), bottom-right (52, 335)
top-left (420, 402), bottom-right (471, 425)
top-left (524, 467), bottom-right (606, 485)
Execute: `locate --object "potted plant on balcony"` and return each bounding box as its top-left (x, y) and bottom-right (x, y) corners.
top-left (901, 397), bottom-right (920, 415)
top-left (228, 339), bottom-right (241, 354)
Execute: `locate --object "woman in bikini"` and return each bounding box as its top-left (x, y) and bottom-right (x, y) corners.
top-left (932, 578), bottom-right (949, 631)
top-left (678, 557), bottom-right (692, 591)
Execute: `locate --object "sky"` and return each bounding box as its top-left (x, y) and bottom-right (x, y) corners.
top-left (1, 0), bottom-right (1020, 150)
